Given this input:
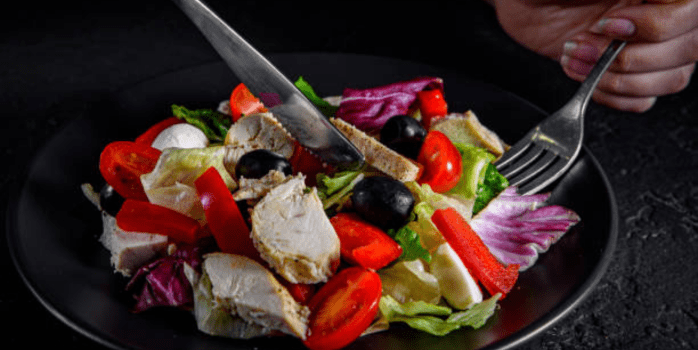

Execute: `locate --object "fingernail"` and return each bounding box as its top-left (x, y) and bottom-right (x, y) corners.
top-left (561, 55), bottom-right (594, 76)
top-left (563, 41), bottom-right (600, 62)
top-left (590, 18), bottom-right (636, 37)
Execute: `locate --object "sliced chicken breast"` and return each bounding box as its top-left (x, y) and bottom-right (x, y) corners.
top-left (250, 175), bottom-right (340, 284)
top-left (202, 252), bottom-right (310, 339)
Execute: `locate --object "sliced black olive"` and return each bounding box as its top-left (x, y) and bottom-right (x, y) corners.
top-left (235, 149), bottom-right (292, 180)
top-left (100, 184), bottom-right (125, 217)
top-left (350, 176), bottom-right (415, 231)
top-left (380, 115), bottom-right (427, 159)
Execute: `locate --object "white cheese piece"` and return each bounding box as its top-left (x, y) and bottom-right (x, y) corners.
top-left (429, 243), bottom-right (483, 310)
top-left (151, 123), bottom-right (209, 150)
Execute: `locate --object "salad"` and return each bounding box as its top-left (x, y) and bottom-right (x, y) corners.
top-left (82, 76), bottom-right (581, 350)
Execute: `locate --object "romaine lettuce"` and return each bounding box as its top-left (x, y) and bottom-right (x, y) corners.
top-left (379, 293), bottom-right (500, 336)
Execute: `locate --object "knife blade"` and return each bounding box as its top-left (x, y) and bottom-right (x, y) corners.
top-left (171, 0), bottom-right (364, 170)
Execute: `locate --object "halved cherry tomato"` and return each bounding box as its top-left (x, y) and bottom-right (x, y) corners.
top-left (289, 142), bottom-right (330, 187)
top-left (99, 141), bottom-right (161, 201)
top-left (303, 267), bottom-right (382, 350)
top-left (115, 199), bottom-right (203, 244)
top-left (417, 89), bottom-right (448, 128)
top-left (417, 130), bottom-right (462, 193)
top-left (329, 212), bottom-right (402, 270)
top-left (194, 166), bottom-right (262, 263)
top-left (134, 117), bottom-right (184, 146)
top-left (229, 83), bottom-right (267, 122)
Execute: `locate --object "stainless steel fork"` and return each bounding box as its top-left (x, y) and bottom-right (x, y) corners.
top-left (494, 39), bottom-right (626, 195)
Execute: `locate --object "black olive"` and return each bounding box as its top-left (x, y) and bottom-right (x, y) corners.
top-left (351, 176), bottom-right (415, 231)
top-left (100, 184), bottom-right (125, 217)
top-left (380, 115), bottom-right (427, 159)
top-left (235, 149), bottom-right (292, 180)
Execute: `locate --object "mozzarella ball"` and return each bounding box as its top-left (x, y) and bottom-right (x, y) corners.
top-left (151, 123), bottom-right (209, 150)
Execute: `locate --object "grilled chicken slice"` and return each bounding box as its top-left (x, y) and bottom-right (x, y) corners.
top-left (224, 113), bottom-right (295, 159)
top-left (202, 252), bottom-right (310, 339)
top-left (330, 117), bottom-right (421, 182)
top-left (99, 213), bottom-right (168, 277)
top-left (250, 175), bottom-right (340, 284)
top-left (430, 110), bottom-right (508, 158)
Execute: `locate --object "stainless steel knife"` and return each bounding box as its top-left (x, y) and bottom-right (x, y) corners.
top-left (171, 0), bottom-right (364, 170)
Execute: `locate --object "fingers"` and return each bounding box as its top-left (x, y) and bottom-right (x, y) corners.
top-left (563, 31), bottom-right (698, 73)
top-left (591, 0), bottom-right (698, 42)
top-left (561, 56), bottom-right (695, 112)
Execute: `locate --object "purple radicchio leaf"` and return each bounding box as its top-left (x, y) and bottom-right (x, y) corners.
top-left (335, 77), bottom-right (444, 133)
top-left (469, 187), bottom-right (581, 271)
top-left (125, 244), bottom-right (206, 313)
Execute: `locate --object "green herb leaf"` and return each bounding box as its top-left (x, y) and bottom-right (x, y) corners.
top-left (172, 104), bottom-right (231, 142)
top-left (294, 76), bottom-right (339, 117)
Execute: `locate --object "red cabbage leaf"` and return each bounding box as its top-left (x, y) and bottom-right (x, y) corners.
top-left (469, 187), bottom-right (581, 271)
top-left (335, 77), bottom-right (443, 132)
top-left (125, 244), bottom-right (207, 313)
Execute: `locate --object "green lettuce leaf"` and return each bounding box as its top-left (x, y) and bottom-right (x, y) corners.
top-left (472, 163), bottom-right (509, 214)
top-left (172, 104), bottom-right (231, 142)
top-left (379, 293), bottom-right (501, 336)
top-left (387, 225), bottom-right (431, 263)
top-left (294, 76), bottom-right (338, 118)
top-left (448, 144), bottom-right (496, 200)
top-left (316, 170), bottom-right (364, 214)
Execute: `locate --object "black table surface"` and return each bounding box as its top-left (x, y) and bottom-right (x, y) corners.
top-left (2, 1), bottom-right (697, 349)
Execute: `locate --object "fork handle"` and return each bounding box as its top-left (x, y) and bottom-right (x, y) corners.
top-left (569, 39), bottom-right (627, 115)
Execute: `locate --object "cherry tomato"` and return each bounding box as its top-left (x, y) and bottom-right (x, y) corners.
top-left (134, 117), bottom-right (183, 146)
top-left (417, 130), bottom-right (462, 193)
top-left (289, 142), bottom-right (330, 187)
top-left (330, 212), bottom-right (402, 270)
top-left (194, 167), bottom-right (262, 263)
top-left (417, 89), bottom-right (448, 128)
top-left (229, 83), bottom-right (267, 121)
top-left (303, 267), bottom-right (382, 350)
top-left (116, 199), bottom-right (203, 244)
top-left (99, 141), bottom-right (161, 201)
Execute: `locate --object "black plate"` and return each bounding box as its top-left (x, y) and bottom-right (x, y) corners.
top-left (7, 53), bottom-right (618, 350)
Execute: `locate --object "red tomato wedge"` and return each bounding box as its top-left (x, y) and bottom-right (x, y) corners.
top-left (229, 83), bottom-right (267, 122)
top-left (417, 89), bottom-right (448, 128)
top-left (134, 117), bottom-right (183, 146)
top-left (417, 130), bottom-right (462, 193)
top-left (431, 207), bottom-right (519, 298)
top-left (99, 141), bottom-right (161, 201)
top-left (115, 199), bottom-right (202, 244)
top-left (303, 267), bottom-right (382, 350)
top-left (194, 167), bottom-right (262, 262)
top-left (289, 142), bottom-right (330, 187)
top-left (329, 212), bottom-right (402, 270)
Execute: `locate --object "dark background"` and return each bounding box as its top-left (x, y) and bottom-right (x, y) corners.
top-left (2, 0), bottom-right (697, 349)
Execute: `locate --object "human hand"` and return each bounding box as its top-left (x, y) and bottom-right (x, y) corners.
top-left (488, 0), bottom-right (698, 112)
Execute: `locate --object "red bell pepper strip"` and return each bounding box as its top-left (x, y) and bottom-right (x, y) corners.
top-left (431, 207), bottom-right (519, 298)
top-left (289, 141), bottom-right (330, 187)
top-left (115, 199), bottom-right (203, 244)
top-left (417, 89), bottom-right (448, 128)
top-left (303, 267), bottom-right (382, 350)
top-left (134, 117), bottom-right (184, 146)
top-left (329, 213), bottom-right (402, 270)
top-left (194, 166), bottom-right (262, 262)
